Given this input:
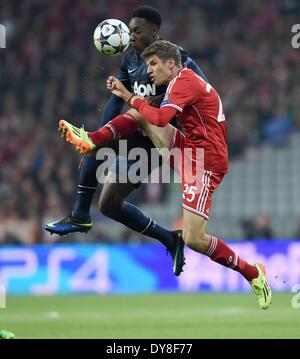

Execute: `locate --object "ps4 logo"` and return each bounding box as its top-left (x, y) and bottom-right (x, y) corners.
top-left (291, 24), bottom-right (300, 49)
top-left (0, 24), bottom-right (6, 48)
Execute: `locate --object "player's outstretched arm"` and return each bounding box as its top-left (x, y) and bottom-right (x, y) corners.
top-left (130, 97), bottom-right (176, 127)
top-left (107, 76), bottom-right (176, 127)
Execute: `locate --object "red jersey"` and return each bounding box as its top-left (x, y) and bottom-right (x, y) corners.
top-left (161, 68), bottom-right (228, 173)
top-left (132, 68), bottom-right (228, 173)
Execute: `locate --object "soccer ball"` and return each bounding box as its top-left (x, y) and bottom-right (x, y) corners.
top-left (93, 19), bottom-right (130, 56)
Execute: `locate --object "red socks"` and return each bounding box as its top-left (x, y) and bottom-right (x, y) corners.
top-left (205, 236), bottom-right (258, 281)
top-left (88, 113), bottom-right (139, 146)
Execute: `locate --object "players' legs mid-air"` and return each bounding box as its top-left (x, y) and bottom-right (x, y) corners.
top-left (134, 114), bottom-right (272, 309)
top-left (182, 209), bottom-right (272, 309)
top-left (98, 170), bottom-right (185, 276)
top-left (45, 111), bottom-right (186, 276)
top-left (56, 111), bottom-right (272, 308)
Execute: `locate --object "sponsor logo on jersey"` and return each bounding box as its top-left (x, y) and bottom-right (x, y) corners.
top-left (133, 81), bottom-right (156, 96)
top-left (128, 67), bottom-right (138, 74)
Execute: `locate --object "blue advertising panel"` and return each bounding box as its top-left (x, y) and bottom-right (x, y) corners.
top-left (0, 241), bottom-right (298, 294)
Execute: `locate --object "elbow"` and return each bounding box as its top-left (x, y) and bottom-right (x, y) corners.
top-left (152, 115), bottom-right (169, 127)
top-left (157, 121), bottom-right (168, 127)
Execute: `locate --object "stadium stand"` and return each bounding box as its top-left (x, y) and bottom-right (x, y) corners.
top-left (0, 0), bottom-right (299, 243)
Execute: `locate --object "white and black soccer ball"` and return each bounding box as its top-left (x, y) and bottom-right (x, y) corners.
top-left (93, 19), bottom-right (130, 56)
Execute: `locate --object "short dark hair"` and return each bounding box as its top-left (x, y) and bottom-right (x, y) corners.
top-left (141, 40), bottom-right (182, 67)
top-left (131, 5), bottom-right (162, 28)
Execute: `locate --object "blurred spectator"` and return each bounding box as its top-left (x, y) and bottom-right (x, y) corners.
top-left (262, 104), bottom-right (293, 145)
top-left (241, 216), bottom-right (273, 240)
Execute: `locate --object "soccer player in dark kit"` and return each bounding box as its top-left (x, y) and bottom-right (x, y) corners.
top-left (45, 6), bottom-right (207, 276)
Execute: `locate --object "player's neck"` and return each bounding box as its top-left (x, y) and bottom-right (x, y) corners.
top-left (167, 66), bottom-right (182, 83)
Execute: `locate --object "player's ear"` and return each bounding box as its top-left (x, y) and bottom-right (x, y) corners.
top-left (168, 58), bottom-right (176, 68)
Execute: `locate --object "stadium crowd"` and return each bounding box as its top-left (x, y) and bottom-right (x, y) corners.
top-left (0, 0), bottom-right (299, 243)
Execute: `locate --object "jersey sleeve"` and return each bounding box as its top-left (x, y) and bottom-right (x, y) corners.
top-left (132, 98), bottom-right (177, 127)
top-left (160, 73), bottom-right (197, 112)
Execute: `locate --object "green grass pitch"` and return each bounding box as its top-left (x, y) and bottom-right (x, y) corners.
top-left (0, 293), bottom-right (299, 339)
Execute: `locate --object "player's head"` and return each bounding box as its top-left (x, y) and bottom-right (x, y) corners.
top-left (129, 5), bottom-right (161, 54)
top-left (141, 40), bottom-right (182, 85)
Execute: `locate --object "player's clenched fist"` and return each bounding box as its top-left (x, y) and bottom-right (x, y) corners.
top-left (106, 76), bottom-right (119, 90)
top-left (106, 76), bottom-right (131, 101)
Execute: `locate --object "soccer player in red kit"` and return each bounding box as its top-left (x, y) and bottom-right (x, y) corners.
top-left (59, 40), bottom-right (272, 309)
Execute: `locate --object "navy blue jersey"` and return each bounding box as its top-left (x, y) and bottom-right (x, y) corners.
top-left (100, 45), bottom-right (207, 127)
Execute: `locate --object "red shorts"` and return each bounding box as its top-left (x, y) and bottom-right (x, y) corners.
top-left (170, 129), bottom-right (225, 220)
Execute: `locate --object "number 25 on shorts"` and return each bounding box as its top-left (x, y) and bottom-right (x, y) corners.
top-left (183, 184), bottom-right (197, 203)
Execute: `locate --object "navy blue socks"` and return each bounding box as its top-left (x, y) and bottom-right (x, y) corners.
top-left (72, 156), bottom-right (99, 219)
top-left (116, 202), bottom-right (176, 251)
